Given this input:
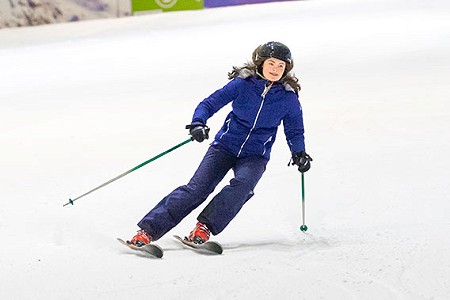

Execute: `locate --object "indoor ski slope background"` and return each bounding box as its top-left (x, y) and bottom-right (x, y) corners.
top-left (1, 0), bottom-right (449, 298)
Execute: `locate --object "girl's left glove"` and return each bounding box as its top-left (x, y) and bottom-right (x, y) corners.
top-left (186, 124), bottom-right (210, 143)
top-left (291, 151), bottom-right (313, 173)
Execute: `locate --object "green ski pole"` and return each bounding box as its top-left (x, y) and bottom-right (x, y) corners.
top-left (64, 137), bottom-right (192, 207)
top-left (299, 172), bottom-right (308, 232)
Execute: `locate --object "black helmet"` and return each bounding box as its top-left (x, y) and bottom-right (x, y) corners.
top-left (255, 41), bottom-right (292, 64)
top-left (252, 41), bottom-right (294, 77)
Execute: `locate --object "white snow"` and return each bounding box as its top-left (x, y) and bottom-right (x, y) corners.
top-left (1, 0), bottom-right (450, 298)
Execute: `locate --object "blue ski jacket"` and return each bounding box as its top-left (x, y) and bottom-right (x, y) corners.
top-left (191, 72), bottom-right (305, 160)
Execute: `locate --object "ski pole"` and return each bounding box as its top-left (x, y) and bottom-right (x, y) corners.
top-left (64, 137), bottom-right (193, 207)
top-left (299, 172), bottom-right (308, 232)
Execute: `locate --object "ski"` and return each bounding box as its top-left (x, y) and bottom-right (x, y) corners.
top-left (173, 235), bottom-right (223, 255)
top-left (117, 238), bottom-right (163, 259)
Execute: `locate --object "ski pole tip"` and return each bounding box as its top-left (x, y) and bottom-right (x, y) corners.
top-left (63, 198), bottom-right (74, 207)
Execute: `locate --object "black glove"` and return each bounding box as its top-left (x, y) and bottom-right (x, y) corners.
top-left (291, 151), bottom-right (313, 173)
top-left (186, 124), bottom-right (210, 143)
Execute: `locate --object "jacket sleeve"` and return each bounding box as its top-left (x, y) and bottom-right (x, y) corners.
top-left (283, 94), bottom-right (306, 154)
top-left (191, 78), bottom-right (241, 125)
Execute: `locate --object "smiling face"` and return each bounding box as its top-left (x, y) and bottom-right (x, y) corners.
top-left (262, 57), bottom-right (286, 81)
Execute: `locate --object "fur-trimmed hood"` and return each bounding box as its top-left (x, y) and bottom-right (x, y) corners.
top-left (231, 67), bottom-right (298, 94)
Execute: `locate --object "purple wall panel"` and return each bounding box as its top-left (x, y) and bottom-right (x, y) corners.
top-left (204, 0), bottom-right (298, 8)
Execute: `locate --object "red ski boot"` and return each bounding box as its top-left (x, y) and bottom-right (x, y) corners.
top-left (188, 222), bottom-right (210, 244)
top-left (129, 229), bottom-right (152, 247)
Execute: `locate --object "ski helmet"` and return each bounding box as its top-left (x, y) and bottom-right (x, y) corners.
top-left (254, 41), bottom-right (292, 64)
top-left (252, 41), bottom-right (294, 76)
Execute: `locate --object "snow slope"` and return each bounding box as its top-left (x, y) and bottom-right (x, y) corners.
top-left (1, 0), bottom-right (450, 298)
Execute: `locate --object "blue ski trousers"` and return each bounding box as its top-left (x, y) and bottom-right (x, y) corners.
top-left (137, 144), bottom-right (268, 241)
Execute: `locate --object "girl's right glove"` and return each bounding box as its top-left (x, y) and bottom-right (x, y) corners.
top-left (186, 124), bottom-right (210, 143)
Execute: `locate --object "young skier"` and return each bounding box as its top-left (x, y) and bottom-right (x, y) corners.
top-left (128, 41), bottom-right (312, 247)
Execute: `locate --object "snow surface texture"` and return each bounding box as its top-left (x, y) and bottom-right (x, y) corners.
top-left (1, 0), bottom-right (450, 298)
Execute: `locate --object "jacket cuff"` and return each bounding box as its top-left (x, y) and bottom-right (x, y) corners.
top-left (191, 119), bottom-right (205, 126)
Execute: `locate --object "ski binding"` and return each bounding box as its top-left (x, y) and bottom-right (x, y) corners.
top-left (173, 235), bottom-right (223, 255)
top-left (117, 238), bottom-right (163, 258)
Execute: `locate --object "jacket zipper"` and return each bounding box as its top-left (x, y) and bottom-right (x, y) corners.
top-left (237, 82), bottom-right (273, 157)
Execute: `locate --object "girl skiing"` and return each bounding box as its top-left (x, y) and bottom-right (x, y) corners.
top-left (128, 41), bottom-right (312, 246)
